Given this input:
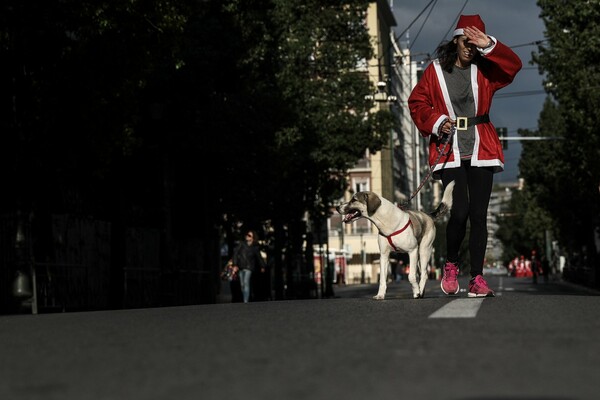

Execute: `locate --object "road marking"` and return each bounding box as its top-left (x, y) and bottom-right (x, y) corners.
top-left (428, 298), bottom-right (485, 319)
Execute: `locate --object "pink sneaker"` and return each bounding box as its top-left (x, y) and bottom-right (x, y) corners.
top-left (441, 261), bottom-right (459, 295)
top-left (468, 275), bottom-right (495, 297)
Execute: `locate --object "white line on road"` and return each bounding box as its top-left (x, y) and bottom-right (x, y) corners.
top-left (428, 298), bottom-right (485, 319)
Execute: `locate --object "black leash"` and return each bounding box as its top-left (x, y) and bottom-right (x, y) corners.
top-left (399, 126), bottom-right (455, 210)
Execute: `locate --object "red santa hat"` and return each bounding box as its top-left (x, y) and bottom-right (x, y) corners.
top-left (453, 14), bottom-right (486, 37)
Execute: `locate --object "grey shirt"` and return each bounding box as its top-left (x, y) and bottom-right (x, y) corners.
top-left (443, 65), bottom-right (476, 159)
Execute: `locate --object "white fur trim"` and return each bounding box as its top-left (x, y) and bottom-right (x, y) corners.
top-left (432, 61), bottom-right (455, 119)
top-left (477, 36), bottom-right (497, 55)
top-left (433, 115), bottom-right (448, 136)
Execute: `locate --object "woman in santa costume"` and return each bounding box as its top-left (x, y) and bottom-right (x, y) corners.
top-left (408, 14), bottom-right (522, 297)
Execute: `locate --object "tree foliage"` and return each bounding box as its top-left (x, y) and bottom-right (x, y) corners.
top-left (533, 0), bottom-right (600, 257)
top-left (0, 1), bottom-right (394, 281)
top-left (500, 0), bottom-right (600, 277)
top-left (222, 0), bottom-right (394, 225)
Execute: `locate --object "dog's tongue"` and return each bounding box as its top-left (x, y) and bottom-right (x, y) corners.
top-left (343, 211), bottom-right (359, 222)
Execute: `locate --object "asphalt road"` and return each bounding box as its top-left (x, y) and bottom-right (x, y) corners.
top-left (1, 275), bottom-right (599, 400)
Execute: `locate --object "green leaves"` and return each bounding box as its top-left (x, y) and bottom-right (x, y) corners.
top-left (222, 0), bottom-right (388, 219)
top-left (510, 0), bottom-right (600, 264)
top-left (0, 0), bottom-right (394, 239)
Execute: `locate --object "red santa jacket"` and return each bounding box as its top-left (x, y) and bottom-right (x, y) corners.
top-left (408, 38), bottom-right (522, 176)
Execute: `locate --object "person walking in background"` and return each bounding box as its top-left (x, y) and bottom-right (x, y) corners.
top-left (408, 14), bottom-right (522, 297)
top-left (233, 230), bottom-right (267, 303)
top-left (531, 250), bottom-right (541, 284)
top-left (221, 259), bottom-right (242, 303)
top-left (517, 255), bottom-right (528, 277)
top-left (508, 256), bottom-right (519, 276)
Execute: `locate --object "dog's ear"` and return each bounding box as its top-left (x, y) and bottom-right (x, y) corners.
top-left (365, 192), bottom-right (381, 216)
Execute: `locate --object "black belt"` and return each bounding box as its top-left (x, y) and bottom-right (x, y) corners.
top-left (456, 114), bottom-right (489, 131)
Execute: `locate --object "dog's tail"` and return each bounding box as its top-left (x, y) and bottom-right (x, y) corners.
top-left (430, 180), bottom-right (455, 221)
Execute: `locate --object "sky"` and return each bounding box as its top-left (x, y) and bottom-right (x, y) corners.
top-left (390, 0), bottom-right (547, 183)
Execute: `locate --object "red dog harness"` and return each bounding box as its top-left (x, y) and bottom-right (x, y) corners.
top-left (380, 219), bottom-right (412, 251)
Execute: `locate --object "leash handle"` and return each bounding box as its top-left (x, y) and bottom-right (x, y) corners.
top-left (400, 126), bottom-right (455, 208)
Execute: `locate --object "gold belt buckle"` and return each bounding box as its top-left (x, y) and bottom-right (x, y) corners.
top-left (456, 117), bottom-right (468, 131)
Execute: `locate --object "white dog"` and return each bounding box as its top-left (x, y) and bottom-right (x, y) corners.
top-left (336, 181), bottom-right (455, 299)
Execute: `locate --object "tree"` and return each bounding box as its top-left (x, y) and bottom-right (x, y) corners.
top-left (517, 0), bottom-right (600, 284)
top-left (221, 0), bottom-right (394, 219)
top-left (218, 0), bottom-right (396, 297)
top-left (495, 181), bottom-right (554, 261)
top-left (0, 0), bottom-right (398, 305)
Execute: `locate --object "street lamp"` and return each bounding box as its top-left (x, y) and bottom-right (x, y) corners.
top-left (365, 81), bottom-right (397, 104)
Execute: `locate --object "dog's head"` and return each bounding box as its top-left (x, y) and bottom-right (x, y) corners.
top-left (336, 191), bottom-right (382, 223)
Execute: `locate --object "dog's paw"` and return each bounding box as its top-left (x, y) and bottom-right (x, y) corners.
top-left (373, 294), bottom-right (385, 300)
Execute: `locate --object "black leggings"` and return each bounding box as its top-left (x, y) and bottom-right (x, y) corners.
top-left (440, 162), bottom-right (494, 277)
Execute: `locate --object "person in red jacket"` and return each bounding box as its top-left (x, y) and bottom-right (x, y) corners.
top-left (408, 14), bottom-right (522, 297)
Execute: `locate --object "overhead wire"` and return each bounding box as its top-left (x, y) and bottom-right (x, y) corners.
top-left (396, 1), bottom-right (546, 58)
top-left (394, 0), bottom-right (437, 42)
top-left (431, 0), bottom-right (469, 55)
top-left (409, 0), bottom-right (439, 51)
top-left (508, 39), bottom-right (548, 48)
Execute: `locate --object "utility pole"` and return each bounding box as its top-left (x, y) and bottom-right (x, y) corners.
top-left (389, 33), bottom-right (429, 210)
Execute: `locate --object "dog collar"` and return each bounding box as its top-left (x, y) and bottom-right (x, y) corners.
top-left (380, 220), bottom-right (413, 251)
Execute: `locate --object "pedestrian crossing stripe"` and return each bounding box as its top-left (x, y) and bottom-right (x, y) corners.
top-left (428, 298), bottom-right (485, 318)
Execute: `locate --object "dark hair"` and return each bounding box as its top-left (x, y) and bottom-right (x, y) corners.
top-left (435, 40), bottom-right (458, 72)
top-left (245, 230), bottom-right (259, 245)
top-left (435, 37), bottom-right (482, 73)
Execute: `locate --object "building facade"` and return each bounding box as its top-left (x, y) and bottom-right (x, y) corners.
top-left (326, 0), bottom-right (434, 284)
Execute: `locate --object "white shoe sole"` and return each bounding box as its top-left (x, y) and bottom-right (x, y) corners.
top-left (440, 280), bottom-right (459, 295)
top-left (468, 292), bottom-right (494, 297)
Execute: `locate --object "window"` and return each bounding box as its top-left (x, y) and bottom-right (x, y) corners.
top-left (353, 178), bottom-right (369, 193)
